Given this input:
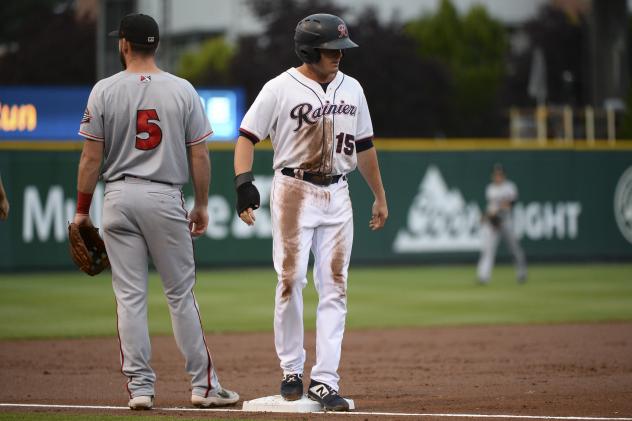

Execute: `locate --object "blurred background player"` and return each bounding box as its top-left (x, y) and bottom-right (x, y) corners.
top-left (477, 163), bottom-right (527, 284)
top-left (233, 13), bottom-right (388, 412)
top-left (0, 172), bottom-right (9, 221)
top-left (73, 13), bottom-right (238, 410)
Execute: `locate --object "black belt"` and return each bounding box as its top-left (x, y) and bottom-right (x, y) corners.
top-left (281, 168), bottom-right (345, 186)
top-left (106, 176), bottom-right (174, 186)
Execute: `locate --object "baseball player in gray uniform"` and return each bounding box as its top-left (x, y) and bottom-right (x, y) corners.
top-left (73, 13), bottom-right (238, 410)
top-left (477, 164), bottom-right (527, 284)
top-left (233, 14), bottom-right (388, 412)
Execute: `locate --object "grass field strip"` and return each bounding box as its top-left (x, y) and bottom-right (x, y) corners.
top-left (1, 403), bottom-right (631, 420)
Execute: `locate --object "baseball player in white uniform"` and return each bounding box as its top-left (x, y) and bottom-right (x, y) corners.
top-left (73, 13), bottom-right (238, 410)
top-left (477, 164), bottom-right (527, 284)
top-left (233, 14), bottom-right (388, 411)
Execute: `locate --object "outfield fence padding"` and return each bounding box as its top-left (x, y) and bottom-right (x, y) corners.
top-left (1, 143), bottom-right (631, 270)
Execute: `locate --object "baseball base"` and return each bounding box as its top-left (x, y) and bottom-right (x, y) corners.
top-left (242, 394), bottom-right (355, 413)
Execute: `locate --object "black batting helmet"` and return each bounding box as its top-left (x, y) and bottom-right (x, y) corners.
top-left (294, 13), bottom-right (358, 64)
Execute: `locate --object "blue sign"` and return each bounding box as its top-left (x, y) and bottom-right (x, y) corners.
top-left (0, 86), bottom-right (243, 142)
top-left (0, 86), bottom-right (89, 140)
top-left (197, 89), bottom-right (244, 141)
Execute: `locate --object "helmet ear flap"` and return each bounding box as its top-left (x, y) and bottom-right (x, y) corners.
top-left (295, 45), bottom-right (321, 64)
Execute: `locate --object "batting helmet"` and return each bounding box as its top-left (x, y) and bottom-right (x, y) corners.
top-left (294, 14), bottom-right (358, 64)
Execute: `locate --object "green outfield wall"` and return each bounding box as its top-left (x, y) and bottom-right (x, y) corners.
top-left (1, 142), bottom-right (631, 270)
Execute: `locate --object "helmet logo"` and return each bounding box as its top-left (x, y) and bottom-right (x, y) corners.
top-left (337, 23), bottom-right (348, 38)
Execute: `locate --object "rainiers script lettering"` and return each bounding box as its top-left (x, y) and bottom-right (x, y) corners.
top-left (290, 101), bottom-right (357, 131)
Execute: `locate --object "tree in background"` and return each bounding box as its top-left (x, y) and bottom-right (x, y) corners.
top-left (341, 8), bottom-right (451, 137)
top-left (0, 0), bottom-right (95, 84)
top-left (503, 4), bottom-right (586, 108)
top-left (179, 0), bottom-right (452, 137)
top-left (617, 16), bottom-right (632, 138)
top-left (406, 0), bottom-right (507, 137)
top-left (177, 37), bottom-right (235, 85)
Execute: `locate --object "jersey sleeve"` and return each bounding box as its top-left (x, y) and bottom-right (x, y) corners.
top-left (78, 85), bottom-right (105, 142)
top-left (185, 85), bottom-right (213, 146)
top-left (355, 88), bottom-right (374, 152)
top-left (507, 181), bottom-right (518, 201)
top-left (239, 84), bottom-right (278, 144)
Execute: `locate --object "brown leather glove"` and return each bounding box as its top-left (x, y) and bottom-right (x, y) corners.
top-left (68, 223), bottom-right (110, 276)
top-left (487, 212), bottom-right (502, 229)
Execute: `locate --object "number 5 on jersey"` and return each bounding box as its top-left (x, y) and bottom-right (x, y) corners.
top-left (136, 109), bottom-right (162, 150)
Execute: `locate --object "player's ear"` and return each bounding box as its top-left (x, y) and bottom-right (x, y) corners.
top-left (120, 38), bottom-right (130, 54)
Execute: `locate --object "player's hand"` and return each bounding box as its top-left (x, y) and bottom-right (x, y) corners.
top-left (188, 205), bottom-right (208, 237)
top-left (369, 197), bottom-right (388, 231)
top-left (73, 213), bottom-right (93, 227)
top-left (239, 208), bottom-right (257, 226)
top-left (0, 198), bottom-right (9, 221)
top-left (236, 181), bottom-right (260, 226)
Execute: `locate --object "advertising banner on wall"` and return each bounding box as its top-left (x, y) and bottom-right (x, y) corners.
top-left (0, 86), bottom-right (243, 141)
top-left (0, 148), bottom-right (631, 270)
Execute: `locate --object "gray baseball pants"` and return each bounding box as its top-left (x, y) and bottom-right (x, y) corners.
top-left (477, 215), bottom-right (527, 282)
top-left (102, 177), bottom-right (220, 399)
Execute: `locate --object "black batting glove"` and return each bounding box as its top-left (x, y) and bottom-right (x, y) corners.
top-left (236, 182), bottom-right (260, 214)
top-left (235, 171), bottom-right (260, 214)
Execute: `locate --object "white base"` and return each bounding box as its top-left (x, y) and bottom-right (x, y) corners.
top-left (242, 394), bottom-right (355, 413)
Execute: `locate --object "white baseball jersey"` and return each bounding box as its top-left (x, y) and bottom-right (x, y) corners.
top-left (79, 71), bottom-right (212, 185)
top-left (240, 67), bottom-right (373, 174)
top-left (486, 180), bottom-right (518, 214)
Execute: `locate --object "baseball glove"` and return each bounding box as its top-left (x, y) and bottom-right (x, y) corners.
top-left (486, 212), bottom-right (502, 229)
top-left (68, 223), bottom-right (110, 276)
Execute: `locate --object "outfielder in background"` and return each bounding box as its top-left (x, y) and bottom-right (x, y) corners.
top-left (233, 13), bottom-right (388, 412)
top-left (73, 13), bottom-right (238, 410)
top-left (477, 163), bottom-right (527, 284)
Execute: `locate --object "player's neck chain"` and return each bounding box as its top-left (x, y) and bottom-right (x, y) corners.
top-left (290, 101), bottom-right (357, 132)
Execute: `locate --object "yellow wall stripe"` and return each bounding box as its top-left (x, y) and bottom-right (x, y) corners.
top-left (1, 138), bottom-right (631, 152)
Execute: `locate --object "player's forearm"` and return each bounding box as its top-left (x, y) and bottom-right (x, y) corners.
top-left (188, 143), bottom-right (210, 207)
top-left (357, 148), bottom-right (386, 200)
top-left (234, 136), bottom-right (255, 175)
top-left (77, 141), bottom-right (103, 193)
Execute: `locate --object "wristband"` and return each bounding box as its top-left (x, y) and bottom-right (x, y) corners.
top-left (76, 191), bottom-right (93, 215)
top-left (234, 171), bottom-right (255, 189)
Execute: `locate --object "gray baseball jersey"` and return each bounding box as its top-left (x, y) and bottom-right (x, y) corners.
top-left (79, 71), bottom-right (212, 185)
top-left (485, 180), bottom-right (518, 215)
top-left (478, 179), bottom-right (527, 283)
top-left (78, 70), bottom-right (225, 401)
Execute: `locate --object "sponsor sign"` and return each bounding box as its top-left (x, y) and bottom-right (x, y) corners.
top-left (0, 86), bottom-right (243, 141)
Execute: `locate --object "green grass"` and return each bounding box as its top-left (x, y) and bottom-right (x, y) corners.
top-left (0, 264), bottom-right (630, 339)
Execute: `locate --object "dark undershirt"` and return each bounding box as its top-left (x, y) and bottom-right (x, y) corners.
top-left (320, 81), bottom-right (330, 93)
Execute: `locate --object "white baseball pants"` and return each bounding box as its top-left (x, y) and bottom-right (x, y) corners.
top-left (270, 173), bottom-right (353, 391)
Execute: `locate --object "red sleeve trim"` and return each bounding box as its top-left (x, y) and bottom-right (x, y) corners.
top-left (239, 128), bottom-right (260, 145)
top-left (186, 130), bottom-right (214, 146)
top-left (78, 130), bottom-right (104, 141)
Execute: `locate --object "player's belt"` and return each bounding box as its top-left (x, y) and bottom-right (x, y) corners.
top-left (106, 176), bottom-right (175, 186)
top-left (281, 168), bottom-right (345, 186)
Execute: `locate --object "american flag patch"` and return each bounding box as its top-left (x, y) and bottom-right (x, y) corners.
top-left (140, 75), bottom-right (151, 83)
top-left (81, 108), bottom-right (91, 124)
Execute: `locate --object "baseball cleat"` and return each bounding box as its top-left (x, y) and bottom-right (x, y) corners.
top-left (128, 395), bottom-right (153, 410)
top-left (307, 380), bottom-right (350, 412)
top-left (280, 373), bottom-right (304, 401)
top-left (191, 388), bottom-right (240, 407)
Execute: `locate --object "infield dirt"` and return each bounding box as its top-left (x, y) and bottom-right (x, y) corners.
top-left (1, 323), bottom-right (631, 420)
